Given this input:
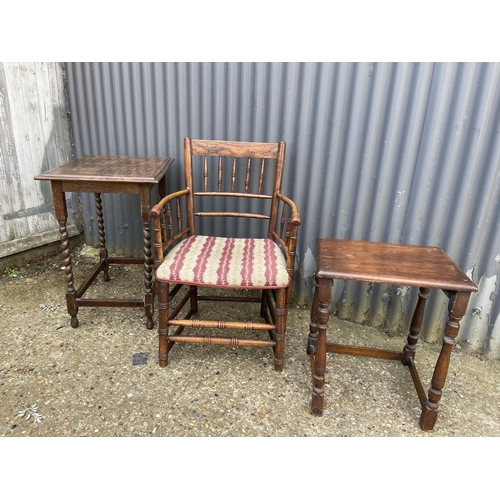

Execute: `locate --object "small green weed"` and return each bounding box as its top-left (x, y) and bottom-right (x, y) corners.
top-left (4, 266), bottom-right (20, 277)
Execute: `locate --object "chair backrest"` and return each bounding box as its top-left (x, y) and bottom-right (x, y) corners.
top-left (184, 138), bottom-right (286, 239)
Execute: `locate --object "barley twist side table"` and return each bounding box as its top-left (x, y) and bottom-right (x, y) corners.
top-left (35, 155), bottom-right (174, 329)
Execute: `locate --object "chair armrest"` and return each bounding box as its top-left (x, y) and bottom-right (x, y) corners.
top-left (276, 193), bottom-right (301, 227)
top-left (150, 188), bottom-right (190, 219)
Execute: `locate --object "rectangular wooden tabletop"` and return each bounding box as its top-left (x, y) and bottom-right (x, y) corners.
top-left (35, 155), bottom-right (174, 184)
top-left (316, 237), bottom-right (477, 292)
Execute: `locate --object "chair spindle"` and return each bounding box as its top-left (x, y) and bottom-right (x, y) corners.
top-left (166, 202), bottom-right (173, 241)
top-left (280, 203), bottom-right (286, 239)
top-left (203, 156), bottom-right (208, 191)
top-left (258, 158), bottom-right (265, 195)
top-left (218, 156), bottom-right (223, 192)
top-left (231, 157), bottom-right (237, 192)
top-left (176, 198), bottom-right (182, 233)
top-left (245, 158), bottom-right (251, 193)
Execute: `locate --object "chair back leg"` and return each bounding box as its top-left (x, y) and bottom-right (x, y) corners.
top-left (190, 285), bottom-right (198, 314)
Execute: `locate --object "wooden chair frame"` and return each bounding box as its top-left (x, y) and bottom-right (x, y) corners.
top-left (150, 138), bottom-right (301, 371)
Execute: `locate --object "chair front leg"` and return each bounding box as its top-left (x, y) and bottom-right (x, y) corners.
top-left (158, 281), bottom-right (170, 367)
top-left (273, 288), bottom-right (287, 372)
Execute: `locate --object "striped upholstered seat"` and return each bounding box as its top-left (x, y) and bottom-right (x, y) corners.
top-left (156, 235), bottom-right (290, 289)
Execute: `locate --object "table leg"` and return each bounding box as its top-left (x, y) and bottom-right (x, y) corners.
top-left (153, 175), bottom-right (167, 299)
top-left (94, 193), bottom-right (110, 282)
top-left (307, 277), bottom-right (320, 355)
top-left (51, 181), bottom-right (79, 328)
top-left (311, 277), bottom-right (333, 416)
top-left (158, 173), bottom-right (167, 199)
top-left (402, 287), bottom-right (430, 365)
top-left (140, 185), bottom-right (154, 329)
top-left (420, 291), bottom-right (471, 430)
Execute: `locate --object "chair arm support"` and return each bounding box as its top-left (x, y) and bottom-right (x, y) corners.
top-left (270, 193), bottom-right (299, 305)
top-left (273, 193), bottom-right (300, 303)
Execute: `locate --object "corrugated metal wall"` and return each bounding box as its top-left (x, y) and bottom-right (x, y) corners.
top-left (64, 62), bottom-right (500, 358)
top-left (0, 62), bottom-right (78, 260)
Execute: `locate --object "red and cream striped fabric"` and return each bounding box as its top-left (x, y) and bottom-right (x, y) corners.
top-left (156, 235), bottom-right (290, 289)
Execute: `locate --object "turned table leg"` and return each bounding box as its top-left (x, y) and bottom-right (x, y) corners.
top-left (420, 291), bottom-right (471, 430)
top-left (140, 185), bottom-right (154, 329)
top-left (51, 181), bottom-right (79, 328)
top-left (94, 193), bottom-right (110, 282)
top-left (311, 277), bottom-right (333, 416)
top-left (307, 277), bottom-right (320, 356)
top-left (402, 287), bottom-right (431, 365)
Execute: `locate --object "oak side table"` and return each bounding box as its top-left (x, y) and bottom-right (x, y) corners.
top-left (308, 237), bottom-right (478, 431)
top-left (35, 155), bottom-right (174, 329)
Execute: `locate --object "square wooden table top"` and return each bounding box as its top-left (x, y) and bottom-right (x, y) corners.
top-left (35, 155), bottom-right (174, 184)
top-left (316, 237), bottom-right (477, 292)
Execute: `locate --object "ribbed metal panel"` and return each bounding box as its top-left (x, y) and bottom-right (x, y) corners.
top-left (64, 62), bottom-right (500, 357)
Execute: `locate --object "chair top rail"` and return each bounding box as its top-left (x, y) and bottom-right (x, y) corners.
top-left (191, 139), bottom-right (280, 159)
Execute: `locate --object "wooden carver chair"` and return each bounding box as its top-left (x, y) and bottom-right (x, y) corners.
top-left (150, 138), bottom-right (300, 371)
